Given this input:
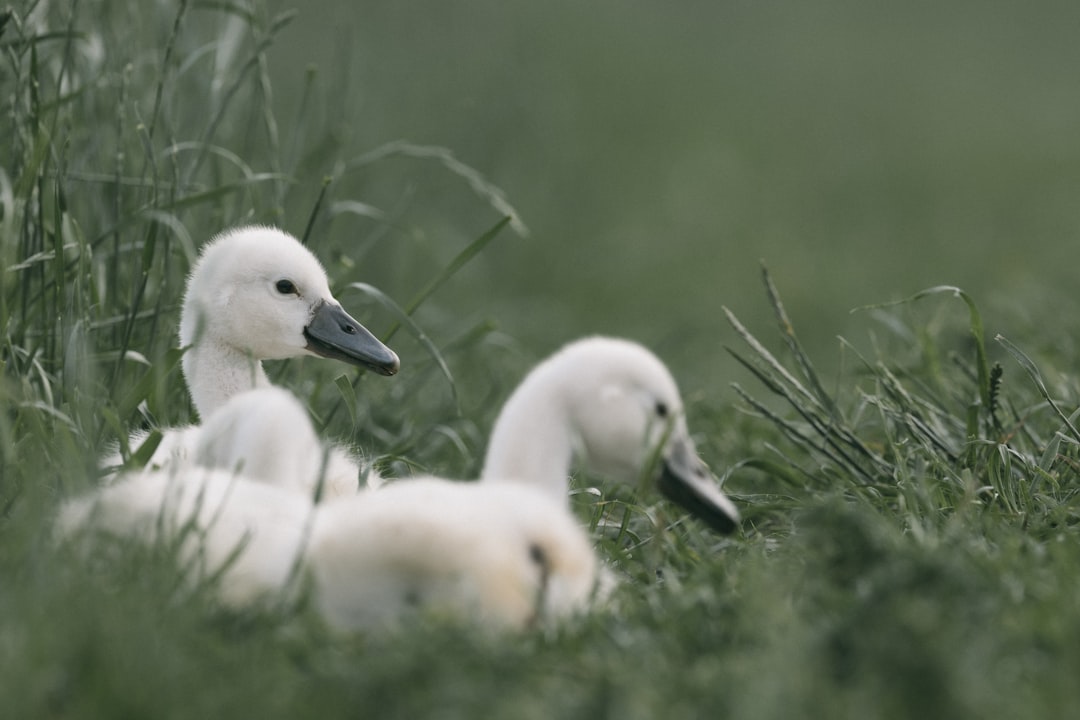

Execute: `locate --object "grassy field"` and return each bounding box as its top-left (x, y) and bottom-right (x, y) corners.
top-left (4, 0), bottom-right (1080, 717)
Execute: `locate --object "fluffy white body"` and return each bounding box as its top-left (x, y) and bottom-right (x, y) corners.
top-left (106, 226), bottom-right (398, 497)
top-left (59, 470), bottom-right (596, 631)
top-left (307, 479), bottom-right (596, 630)
top-left (64, 337), bottom-right (738, 631)
top-left (193, 387), bottom-right (369, 499)
top-left (57, 467), bottom-right (313, 608)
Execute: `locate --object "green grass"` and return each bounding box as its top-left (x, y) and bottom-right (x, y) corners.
top-left (5, 1), bottom-right (1080, 718)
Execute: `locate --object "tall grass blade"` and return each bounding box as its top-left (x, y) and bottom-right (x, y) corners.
top-left (300, 176), bottom-right (332, 246)
top-left (114, 346), bottom-right (186, 427)
top-left (761, 263), bottom-right (839, 419)
top-left (391, 216), bottom-right (511, 339)
top-left (333, 373), bottom-right (359, 428)
top-left (346, 141), bottom-right (528, 236)
top-left (184, 10), bottom-right (296, 185)
top-left (145, 0), bottom-right (190, 144)
top-left (996, 333), bottom-right (1080, 445)
top-left (722, 306), bottom-right (818, 408)
top-left (347, 281), bottom-right (459, 413)
top-left (320, 218), bottom-right (507, 424)
top-left (857, 285), bottom-right (992, 426)
top-left (724, 304), bottom-right (890, 483)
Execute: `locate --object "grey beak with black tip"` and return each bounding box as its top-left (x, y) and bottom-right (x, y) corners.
top-left (304, 301), bottom-right (400, 376)
top-left (656, 440), bottom-right (740, 534)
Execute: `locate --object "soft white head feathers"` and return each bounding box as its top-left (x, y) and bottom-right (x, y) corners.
top-left (179, 226), bottom-right (399, 418)
top-left (481, 337), bottom-right (739, 533)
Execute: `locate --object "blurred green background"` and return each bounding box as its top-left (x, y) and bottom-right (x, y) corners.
top-left (263, 0), bottom-right (1080, 385)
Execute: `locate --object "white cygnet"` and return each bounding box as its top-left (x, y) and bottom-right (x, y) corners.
top-left (57, 467), bottom-right (313, 608)
top-left (58, 469), bottom-right (596, 631)
top-left (481, 336), bottom-right (740, 533)
top-left (106, 225), bottom-right (398, 495)
top-left (65, 337), bottom-right (739, 633)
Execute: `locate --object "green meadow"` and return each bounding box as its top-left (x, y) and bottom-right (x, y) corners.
top-left (4, 0), bottom-right (1080, 717)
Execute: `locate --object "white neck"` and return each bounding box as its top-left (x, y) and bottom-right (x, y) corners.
top-left (182, 339), bottom-right (271, 419)
top-left (480, 375), bottom-right (575, 502)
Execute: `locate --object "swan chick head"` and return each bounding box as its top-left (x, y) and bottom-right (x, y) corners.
top-left (179, 225), bottom-right (399, 374)
top-left (489, 336), bottom-right (740, 534)
top-left (565, 338), bottom-right (739, 533)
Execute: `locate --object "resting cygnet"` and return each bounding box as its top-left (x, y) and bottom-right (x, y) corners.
top-left (57, 470), bottom-right (596, 631)
top-left (306, 479), bottom-right (597, 631)
top-left (57, 467), bottom-right (313, 608)
top-left (193, 387), bottom-right (356, 498)
top-left (107, 225), bottom-right (397, 495)
top-left (481, 336), bottom-right (739, 533)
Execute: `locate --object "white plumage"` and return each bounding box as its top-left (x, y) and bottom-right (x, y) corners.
top-left (57, 467), bottom-right (313, 608)
top-left (307, 479), bottom-right (597, 630)
top-left (482, 336), bottom-right (740, 533)
top-left (106, 226), bottom-right (398, 497)
top-left (59, 467), bottom-right (596, 631)
top-left (178, 226), bottom-right (396, 418)
top-left (63, 337), bottom-right (738, 632)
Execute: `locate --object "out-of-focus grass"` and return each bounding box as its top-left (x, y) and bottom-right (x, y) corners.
top-left (265, 0), bottom-right (1080, 379)
top-left (5, 1), bottom-right (1080, 718)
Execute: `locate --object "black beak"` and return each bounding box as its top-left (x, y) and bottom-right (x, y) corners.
top-left (656, 443), bottom-right (740, 534)
top-left (303, 301), bottom-right (400, 376)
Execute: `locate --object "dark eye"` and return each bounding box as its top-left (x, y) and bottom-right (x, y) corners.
top-left (655, 401), bottom-right (669, 418)
top-left (275, 279), bottom-right (297, 295)
top-left (528, 543), bottom-right (548, 569)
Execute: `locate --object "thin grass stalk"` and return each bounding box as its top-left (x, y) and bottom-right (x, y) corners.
top-left (300, 176), bottom-right (331, 246)
top-left (345, 140), bottom-right (528, 236)
top-left (252, 17), bottom-right (286, 212)
top-left (996, 334), bottom-right (1080, 445)
top-left (761, 263), bottom-right (840, 420)
top-left (183, 10), bottom-right (295, 186)
top-left (322, 217), bottom-right (511, 426)
top-left (729, 382), bottom-right (855, 487)
top-left (285, 65), bottom-right (318, 179)
top-left (857, 285), bottom-right (993, 433)
top-left (144, 0), bottom-right (190, 147)
top-left (109, 64), bottom-right (131, 343)
top-left (346, 281), bottom-right (458, 412)
top-left (723, 306), bottom-right (820, 410)
top-left (726, 346), bottom-right (887, 483)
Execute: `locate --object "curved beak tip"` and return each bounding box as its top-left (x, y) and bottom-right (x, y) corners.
top-left (375, 349), bottom-right (401, 376)
top-left (304, 301), bottom-right (400, 376)
top-left (657, 459), bottom-right (741, 535)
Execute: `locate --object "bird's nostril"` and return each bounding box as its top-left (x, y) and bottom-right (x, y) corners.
top-left (342, 323), bottom-right (356, 335)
